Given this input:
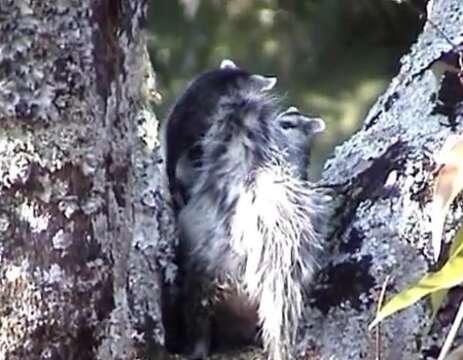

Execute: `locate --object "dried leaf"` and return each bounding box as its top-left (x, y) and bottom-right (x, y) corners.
top-left (432, 134), bottom-right (463, 260)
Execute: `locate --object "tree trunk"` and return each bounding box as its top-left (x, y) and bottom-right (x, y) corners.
top-left (0, 1), bottom-right (173, 359)
top-left (301, 0), bottom-right (463, 359)
top-left (1, 0), bottom-right (462, 360)
top-left (155, 0), bottom-right (463, 359)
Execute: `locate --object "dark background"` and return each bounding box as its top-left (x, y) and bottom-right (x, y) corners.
top-left (148, 0), bottom-right (425, 177)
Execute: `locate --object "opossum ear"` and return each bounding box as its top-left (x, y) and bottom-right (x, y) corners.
top-left (308, 117), bottom-right (325, 133)
top-left (282, 106), bottom-right (300, 115)
top-left (251, 75), bottom-right (277, 91)
top-left (286, 106), bottom-right (299, 113)
top-left (220, 59), bottom-right (238, 69)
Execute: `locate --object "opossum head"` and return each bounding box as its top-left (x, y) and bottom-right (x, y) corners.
top-left (277, 106), bottom-right (325, 153)
top-left (164, 59), bottom-right (277, 211)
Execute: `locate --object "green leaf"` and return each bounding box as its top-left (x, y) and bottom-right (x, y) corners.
top-left (370, 247), bottom-right (463, 329)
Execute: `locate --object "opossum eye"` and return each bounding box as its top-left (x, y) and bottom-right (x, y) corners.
top-left (280, 120), bottom-right (296, 129)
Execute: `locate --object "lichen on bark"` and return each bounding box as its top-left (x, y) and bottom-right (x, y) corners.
top-left (1, 0), bottom-right (462, 359)
top-left (0, 0), bottom-right (169, 358)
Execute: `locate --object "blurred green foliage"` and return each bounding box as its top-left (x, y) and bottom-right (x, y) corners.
top-left (148, 0), bottom-right (423, 177)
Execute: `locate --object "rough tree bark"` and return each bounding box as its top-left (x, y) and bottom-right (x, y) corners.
top-left (156, 0), bottom-right (463, 359)
top-left (300, 1), bottom-right (463, 359)
top-left (0, 1), bottom-right (174, 359)
top-left (1, 0), bottom-right (463, 360)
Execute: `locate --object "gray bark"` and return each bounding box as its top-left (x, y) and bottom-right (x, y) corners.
top-left (157, 1), bottom-right (463, 358)
top-left (160, 0), bottom-right (463, 359)
top-left (1, 0), bottom-right (462, 360)
top-left (0, 1), bottom-right (172, 359)
top-left (303, 1), bottom-right (463, 359)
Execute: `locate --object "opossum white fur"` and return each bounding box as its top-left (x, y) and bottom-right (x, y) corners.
top-left (178, 88), bottom-right (330, 359)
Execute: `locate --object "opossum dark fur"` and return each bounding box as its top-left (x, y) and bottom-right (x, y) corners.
top-left (161, 59), bottom-right (276, 212)
top-left (163, 60), bottom-right (330, 360)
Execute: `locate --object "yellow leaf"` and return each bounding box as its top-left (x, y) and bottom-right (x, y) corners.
top-left (429, 227), bottom-right (463, 324)
top-left (370, 248), bottom-right (463, 329)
